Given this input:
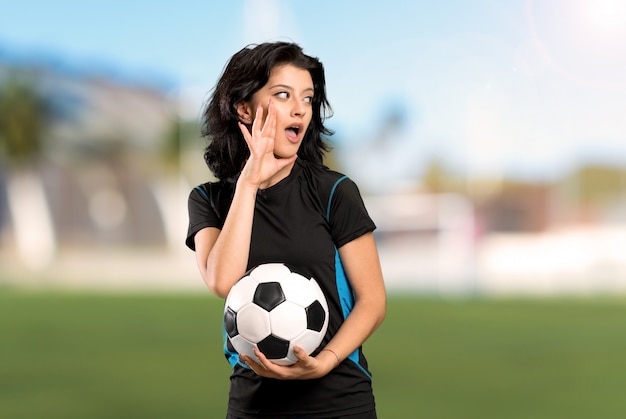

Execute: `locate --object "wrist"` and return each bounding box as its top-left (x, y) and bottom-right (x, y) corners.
top-left (321, 348), bottom-right (340, 369)
top-left (236, 175), bottom-right (260, 193)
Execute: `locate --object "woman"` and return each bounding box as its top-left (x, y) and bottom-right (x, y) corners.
top-left (186, 42), bottom-right (386, 419)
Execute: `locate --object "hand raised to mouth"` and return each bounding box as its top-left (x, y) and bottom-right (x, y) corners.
top-left (238, 100), bottom-right (297, 189)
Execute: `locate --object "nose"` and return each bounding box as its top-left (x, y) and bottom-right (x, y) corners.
top-left (291, 99), bottom-right (306, 117)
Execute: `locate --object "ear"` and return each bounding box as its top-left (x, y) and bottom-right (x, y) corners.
top-left (236, 102), bottom-right (253, 124)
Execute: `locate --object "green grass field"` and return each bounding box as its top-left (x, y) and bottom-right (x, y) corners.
top-left (2, 290), bottom-right (626, 418)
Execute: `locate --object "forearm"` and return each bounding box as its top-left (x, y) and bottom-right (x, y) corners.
top-left (201, 103), bottom-right (297, 296)
top-left (323, 232), bottom-right (386, 365)
top-left (241, 296), bottom-right (385, 380)
top-left (322, 297), bottom-right (385, 365)
top-left (203, 180), bottom-right (258, 297)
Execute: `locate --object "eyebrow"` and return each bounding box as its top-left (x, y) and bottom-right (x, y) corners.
top-left (269, 84), bottom-right (314, 93)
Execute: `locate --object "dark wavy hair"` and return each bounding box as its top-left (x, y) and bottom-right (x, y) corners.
top-left (201, 42), bottom-right (333, 180)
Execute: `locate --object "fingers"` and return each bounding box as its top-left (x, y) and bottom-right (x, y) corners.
top-left (252, 100), bottom-right (274, 136)
top-left (238, 122), bottom-right (252, 148)
top-left (252, 347), bottom-right (267, 365)
top-left (261, 100), bottom-right (276, 140)
top-left (240, 348), bottom-right (280, 378)
top-left (241, 346), bottom-right (325, 380)
top-left (251, 102), bottom-right (264, 136)
top-left (240, 100), bottom-right (275, 154)
top-left (240, 353), bottom-right (266, 374)
top-left (293, 345), bottom-right (308, 361)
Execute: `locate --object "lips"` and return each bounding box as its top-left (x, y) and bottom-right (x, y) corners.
top-left (284, 124), bottom-right (303, 143)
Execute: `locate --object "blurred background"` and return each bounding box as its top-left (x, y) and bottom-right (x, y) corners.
top-left (3, 1), bottom-right (626, 418)
top-left (1, 0), bottom-right (625, 294)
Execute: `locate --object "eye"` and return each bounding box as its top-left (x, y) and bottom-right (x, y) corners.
top-left (303, 96), bottom-right (313, 104)
top-left (274, 91), bottom-right (289, 99)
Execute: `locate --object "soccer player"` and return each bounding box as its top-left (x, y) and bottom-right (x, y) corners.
top-left (186, 42), bottom-right (386, 419)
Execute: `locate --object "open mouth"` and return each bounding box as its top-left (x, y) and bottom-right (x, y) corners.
top-left (286, 125), bottom-right (300, 135)
top-left (285, 125), bottom-right (301, 142)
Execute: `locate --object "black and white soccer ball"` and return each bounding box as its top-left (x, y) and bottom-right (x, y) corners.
top-left (223, 263), bottom-right (329, 366)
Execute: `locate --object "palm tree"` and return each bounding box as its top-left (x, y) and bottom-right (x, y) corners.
top-left (0, 73), bottom-right (47, 162)
top-left (0, 72), bottom-right (56, 270)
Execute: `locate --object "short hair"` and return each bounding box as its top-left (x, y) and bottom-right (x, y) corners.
top-left (201, 42), bottom-right (333, 181)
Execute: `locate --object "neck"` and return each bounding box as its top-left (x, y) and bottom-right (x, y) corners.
top-left (259, 159), bottom-right (297, 190)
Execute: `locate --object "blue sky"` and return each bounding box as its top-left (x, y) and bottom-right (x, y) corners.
top-left (2, 0), bottom-right (626, 188)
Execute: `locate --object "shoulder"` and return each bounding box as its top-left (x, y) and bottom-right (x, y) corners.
top-left (190, 179), bottom-right (235, 200)
top-left (297, 159), bottom-right (350, 191)
top-left (296, 159), bottom-right (364, 218)
top-left (188, 179), bottom-right (236, 219)
top-left (299, 160), bottom-right (362, 194)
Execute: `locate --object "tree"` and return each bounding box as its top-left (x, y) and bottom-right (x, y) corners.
top-left (0, 71), bottom-right (56, 270)
top-left (563, 164), bottom-right (626, 206)
top-left (0, 73), bottom-right (48, 165)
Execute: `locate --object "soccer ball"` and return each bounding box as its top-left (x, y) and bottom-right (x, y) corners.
top-left (223, 263), bottom-right (329, 366)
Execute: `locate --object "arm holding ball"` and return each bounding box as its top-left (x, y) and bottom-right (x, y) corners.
top-left (240, 232), bottom-right (386, 380)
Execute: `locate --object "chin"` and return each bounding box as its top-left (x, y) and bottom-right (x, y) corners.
top-left (274, 153), bottom-right (297, 160)
top-left (275, 145), bottom-right (301, 159)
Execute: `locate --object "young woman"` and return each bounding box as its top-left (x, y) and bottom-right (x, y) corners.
top-left (186, 42), bottom-right (386, 419)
